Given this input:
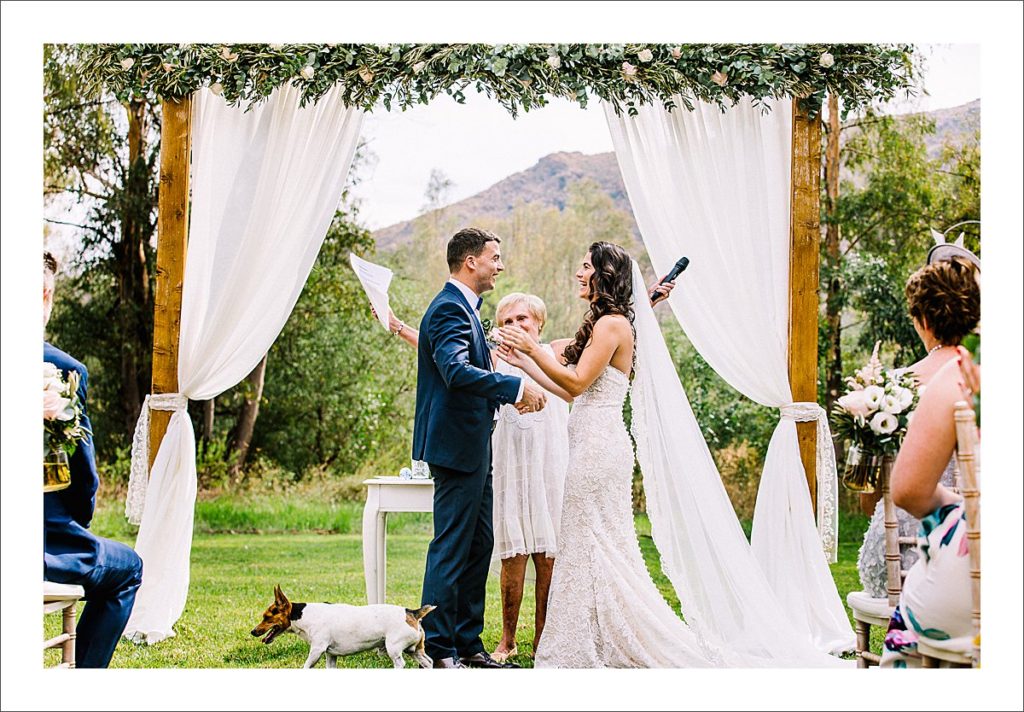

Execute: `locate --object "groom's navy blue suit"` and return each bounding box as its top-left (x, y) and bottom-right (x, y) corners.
top-left (44, 342), bottom-right (143, 668)
top-left (413, 282), bottom-right (521, 661)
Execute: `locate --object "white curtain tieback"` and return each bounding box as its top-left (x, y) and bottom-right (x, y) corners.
top-left (780, 402), bottom-right (839, 564)
top-left (125, 393), bottom-right (189, 525)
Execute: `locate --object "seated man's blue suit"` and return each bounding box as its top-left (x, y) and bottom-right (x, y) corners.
top-left (44, 342), bottom-right (142, 668)
top-left (413, 282), bottom-right (521, 661)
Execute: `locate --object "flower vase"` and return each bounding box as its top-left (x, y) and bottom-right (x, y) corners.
top-left (43, 449), bottom-right (71, 493)
top-left (841, 444), bottom-right (884, 493)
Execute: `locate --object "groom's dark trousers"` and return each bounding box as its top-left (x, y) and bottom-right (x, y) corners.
top-left (412, 282), bottom-right (521, 661)
top-left (44, 342), bottom-right (143, 668)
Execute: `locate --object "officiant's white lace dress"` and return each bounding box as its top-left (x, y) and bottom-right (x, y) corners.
top-left (492, 343), bottom-right (570, 559)
top-left (535, 365), bottom-right (732, 668)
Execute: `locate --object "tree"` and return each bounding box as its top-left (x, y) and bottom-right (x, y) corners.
top-left (44, 44), bottom-right (161, 447)
top-left (252, 209), bottom-right (419, 479)
top-left (819, 107), bottom-right (981, 401)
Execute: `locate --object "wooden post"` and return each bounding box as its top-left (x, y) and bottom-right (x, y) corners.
top-left (788, 98), bottom-right (822, 510)
top-left (149, 96), bottom-right (193, 470)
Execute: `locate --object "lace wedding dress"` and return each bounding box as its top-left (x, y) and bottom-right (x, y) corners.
top-left (535, 365), bottom-right (732, 668)
top-left (534, 261), bottom-right (848, 668)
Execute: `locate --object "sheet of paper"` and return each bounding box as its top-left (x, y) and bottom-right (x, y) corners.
top-left (349, 253), bottom-right (393, 332)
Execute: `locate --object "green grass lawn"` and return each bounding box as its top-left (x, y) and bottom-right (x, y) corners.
top-left (46, 499), bottom-right (882, 668)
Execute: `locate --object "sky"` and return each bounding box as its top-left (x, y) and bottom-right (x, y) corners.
top-left (350, 43), bottom-right (981, 230)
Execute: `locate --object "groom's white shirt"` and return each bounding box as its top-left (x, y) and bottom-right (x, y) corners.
top-left (447, 277), bottom-right (524, 403)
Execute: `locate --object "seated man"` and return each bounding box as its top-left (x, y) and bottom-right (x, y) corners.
top-left (43, 252), bottom-right (143, 668)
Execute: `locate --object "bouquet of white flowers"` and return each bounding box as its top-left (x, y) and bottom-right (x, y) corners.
top-left (43, 362), bottom-right (90, 492)
top-left (831, 342), bottom-right (919, 492)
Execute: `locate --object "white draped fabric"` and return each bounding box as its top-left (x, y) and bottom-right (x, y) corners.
top-left (629, 260), bottom-right (844, 665)
top-left (607, 98), bottom-right (854, 654)
top-left (123, 84), bottom-right (363, 643)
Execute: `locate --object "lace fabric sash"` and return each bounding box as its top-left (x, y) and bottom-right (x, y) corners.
top-left (780, 402), bottom-right (839, 563)
top-left (125, 393), bottom-right (188, 525)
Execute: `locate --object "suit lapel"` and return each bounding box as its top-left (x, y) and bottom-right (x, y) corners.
top-left (442, 283), bottom-right (490, 371)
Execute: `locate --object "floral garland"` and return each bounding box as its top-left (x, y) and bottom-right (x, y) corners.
top-left (75, 43), bottom-right (916, 117)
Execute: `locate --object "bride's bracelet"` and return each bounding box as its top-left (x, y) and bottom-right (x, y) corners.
top-left (392, 321), bottom-right (405, 337)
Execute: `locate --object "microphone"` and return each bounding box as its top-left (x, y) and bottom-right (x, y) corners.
top-left (650, 256), bottom-right (690, 304)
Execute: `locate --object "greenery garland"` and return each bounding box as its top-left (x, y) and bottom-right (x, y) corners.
top-left (75, 43), bottom-right (917, 117)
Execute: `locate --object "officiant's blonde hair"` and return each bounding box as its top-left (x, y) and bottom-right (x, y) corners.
top-left (496, 292), bottom-right (547, 334)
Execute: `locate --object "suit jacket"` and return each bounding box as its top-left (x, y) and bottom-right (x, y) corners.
top-left (44, 342), bottom-right (101, 579)
top-left (412, 283), bottom-right (521, 472)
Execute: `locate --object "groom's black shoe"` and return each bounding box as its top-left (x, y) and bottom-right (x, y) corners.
top-left (432, 656), bottom-right (467, 669)
top-left (460, 651), bottom-right (520, 669)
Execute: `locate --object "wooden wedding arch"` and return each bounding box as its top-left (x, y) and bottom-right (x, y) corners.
top-left (79, 42), bottom-right (917, 507)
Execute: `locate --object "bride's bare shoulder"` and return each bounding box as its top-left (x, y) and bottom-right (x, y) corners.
top-left (593, 314), bottom-right (633, 334)
top-left (592, 314), bottom-right (634, 347)
top-left (594, 313), bottom-right (631, 327)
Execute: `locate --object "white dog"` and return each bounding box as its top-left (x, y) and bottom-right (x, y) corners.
top-left (251, 585), bottom-right (435, 668)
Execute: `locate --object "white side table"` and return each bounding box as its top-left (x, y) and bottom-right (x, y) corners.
top-left (362, 476), bottom-right (434, 604)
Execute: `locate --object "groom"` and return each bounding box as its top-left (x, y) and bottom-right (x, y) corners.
top-left (414, 227), bottom-right (546, 669)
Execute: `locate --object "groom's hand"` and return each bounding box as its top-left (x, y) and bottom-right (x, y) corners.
top-left (515, 382), bottom-right (547, 413)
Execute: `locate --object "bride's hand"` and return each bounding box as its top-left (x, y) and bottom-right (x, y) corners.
top-left (497, 344), bottom-right (528, 369)
top-left (498, 325), bottom-right (538, 356)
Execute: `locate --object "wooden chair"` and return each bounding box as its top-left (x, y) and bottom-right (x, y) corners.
top-left (43, 581), bottom-right (84, 668)
top-left (918, 400), bottom-right (980, 668)
top-left (846, 455), bottom-right (918, 667)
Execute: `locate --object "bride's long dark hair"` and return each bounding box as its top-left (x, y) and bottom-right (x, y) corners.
top-left (563, 241), bottom-right (635, 367)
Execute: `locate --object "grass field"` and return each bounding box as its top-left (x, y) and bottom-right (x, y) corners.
top-left (45, 496), bottom-right (884, 668)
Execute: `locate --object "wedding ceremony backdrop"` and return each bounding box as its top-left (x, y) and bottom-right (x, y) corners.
top-left (74, 43), bottom-right (916, 655)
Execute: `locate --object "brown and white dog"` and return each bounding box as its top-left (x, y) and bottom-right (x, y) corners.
top-left (251, 585), bottom-right (435, 668)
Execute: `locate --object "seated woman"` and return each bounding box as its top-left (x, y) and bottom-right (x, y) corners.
top-left (856, 253), bottom-right (980, 598)
top-left (879, 254), bottom-right (980, 668)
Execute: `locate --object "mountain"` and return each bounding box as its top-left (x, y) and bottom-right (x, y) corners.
top-left (373, 99), bottom-right (980, 251)
top-left (921, 98), bottom-right (979, 158)
top-left (372, 151), bottom-right (632, 251)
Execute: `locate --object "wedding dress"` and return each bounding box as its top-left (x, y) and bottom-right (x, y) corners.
top-left (535, 363), bottom-right (734, 667)
top-left (535, 261), bottom-right (849, 668)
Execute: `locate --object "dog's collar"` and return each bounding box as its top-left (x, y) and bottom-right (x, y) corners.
top-left (289, 603), bottom-right (306, 621)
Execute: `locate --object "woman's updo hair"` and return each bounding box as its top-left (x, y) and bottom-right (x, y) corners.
top-left (563, 241), bottom-right (634, 366)
top-left (905, 255), bottom-right (980, 346)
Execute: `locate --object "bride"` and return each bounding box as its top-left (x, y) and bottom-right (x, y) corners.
top-left (498, 241), bottom-right (726, 667)
top-left (498, 242), bottom-right (848, 668)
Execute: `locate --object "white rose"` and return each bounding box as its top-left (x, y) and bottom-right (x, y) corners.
top-left (300, 65), bottom-right (315, 80)
top-left (220, 46), bottom-right (239, 63)
top-left (837, 389), bottom-right (871, 418)
top-left (637, 48), bottom-right (654, 63)
top-left (358, 66), bottom-right (374, 83)
top-left (268, 43), bottom-right (284, 51)
top-left (209, 82), bottom-right (224, 96)
top-left (819, 52), bottom-right (835, 68)
top-left (546, 55), bottom-right (561, 70)
top-left (869, 411), bottom-right (898, 435)
top-left (711, 70), bottom-right (728, 87)
top-left (671, 47), bottom-right (682, 60)
top-left (43, 362), bottom-right (61, 381)
top-left (622, 61), bottom-right (638, 78)
top-left (412, 61), bottom-right (426, 74)
top-left (862, 385), bottom-right (884, 412)
top-left (881, 393), bottom-right (904, 415)
top-left (120, 58), bottom-right (135, 70)
top-left (43, 389), bottom-right (72, 421)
